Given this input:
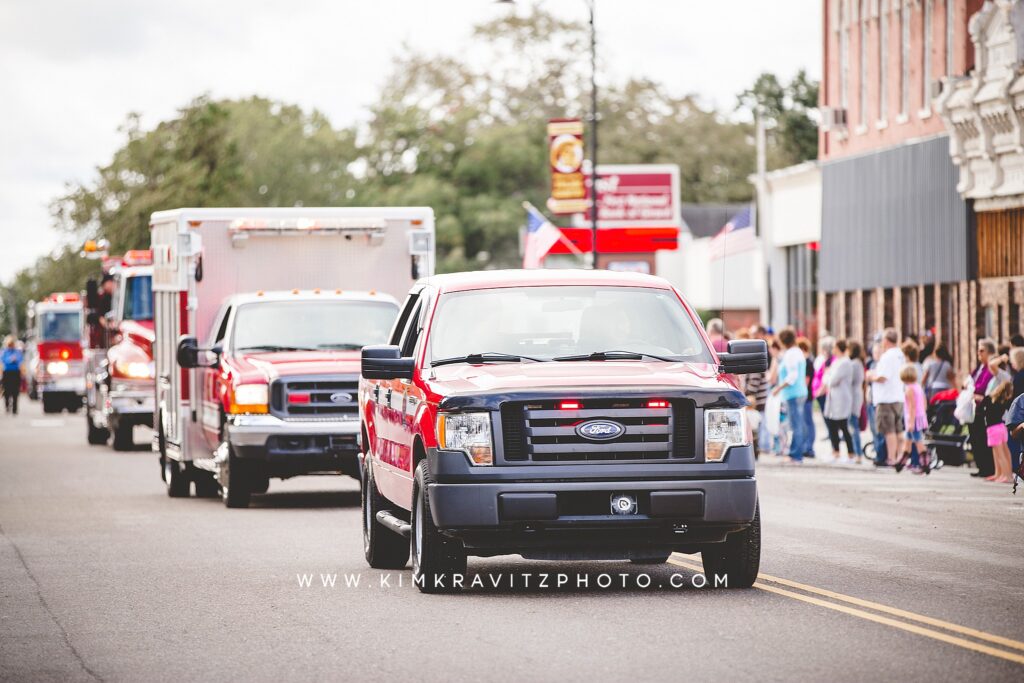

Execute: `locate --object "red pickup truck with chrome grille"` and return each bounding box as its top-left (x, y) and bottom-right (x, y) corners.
top-left (358, 269), bottom-right (768, 593)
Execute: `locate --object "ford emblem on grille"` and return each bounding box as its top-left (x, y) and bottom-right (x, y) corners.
top-left (329, 392), bottom-right (353, 404)
top-left (575, 419), bottom-right (625, 441)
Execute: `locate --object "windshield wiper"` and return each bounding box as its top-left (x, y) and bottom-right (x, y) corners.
top-left (316, 343), bottom-right (362, 350)
top-left (431, 352), bottom-right (546, 367)
top-left (237, 344), bottom-right (316, 352)
top-left (553, 350), bottom-right (677, 362)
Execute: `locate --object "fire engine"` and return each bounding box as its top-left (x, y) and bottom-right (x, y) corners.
top-left (83, 249), bottom-right (155, 450)
top-left (26, 292), bottom-right (85, 413)
top-left (152, 207), bottom-right (435, 505)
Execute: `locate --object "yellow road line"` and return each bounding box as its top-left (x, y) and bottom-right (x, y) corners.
top-left (666, 556), bottom-right (1024, 666)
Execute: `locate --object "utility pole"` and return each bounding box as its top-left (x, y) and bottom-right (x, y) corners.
top-left (754, 105), bottom-right (771, 325)
top-left (588, 0), bottom-right (599, 269)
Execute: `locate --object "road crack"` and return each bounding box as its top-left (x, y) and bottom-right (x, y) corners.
top-left (0, 521), bottom-right (103, 682)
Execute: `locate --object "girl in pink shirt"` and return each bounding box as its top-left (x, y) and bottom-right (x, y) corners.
top-left (897, 364), bottom-right (929, 474)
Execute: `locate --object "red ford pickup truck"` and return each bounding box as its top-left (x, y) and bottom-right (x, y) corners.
top-left (359, 269), bottom-right (767, 593)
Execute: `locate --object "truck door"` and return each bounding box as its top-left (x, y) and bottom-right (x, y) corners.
top-left (200, 305), bottom-right (232, 451)
top-left (369, 291), bottom-right (420, 505)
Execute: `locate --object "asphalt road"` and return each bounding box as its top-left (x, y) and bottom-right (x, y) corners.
top-left (1, 399), bottom-right (1022, 682)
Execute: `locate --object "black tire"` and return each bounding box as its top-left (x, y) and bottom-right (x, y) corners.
top-left (162, 456), bottom-right (190, 498)
top-left (362, 462), bottom-right (410, 569)
top-left (111, 421), bottom-right (134, 451)
top-left (701, 501), bottom-right (761, 589)
top-left (86, 409), bottom-right (110, 445)
top-left (221, 445), bottom-right (251, 509)
top-left (411, 462), bottom-right (466, 593)
top-left (630, 554), bottom-right (671, 565)
top-left (194, 472), bottom-right (221, 498)
top-left (41, 394), bottom-right (61, 414)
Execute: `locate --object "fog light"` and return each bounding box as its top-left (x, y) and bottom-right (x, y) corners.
top-left (610, 493), bottom-right (638, 515)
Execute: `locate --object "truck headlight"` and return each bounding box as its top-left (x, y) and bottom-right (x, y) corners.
top-left (229, 384), bottom-right (269, 414)
top-left (46, 361), bottom-right (69, 375)
top-left (437, 412), bottom-right (493, 465)
top-left (705, 409), bottom-right (747, 462)
top-left (113, 360), bottom-right (154, 380)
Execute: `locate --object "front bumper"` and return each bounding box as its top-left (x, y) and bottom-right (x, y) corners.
top-left (107, 389), bottom-right (155, 425)
top-left (38, 377), bottom-right (86, 396)
top-left (227, 414), bottom-right (361, 476)
top-left (425, 445), bottom-right (758, 558)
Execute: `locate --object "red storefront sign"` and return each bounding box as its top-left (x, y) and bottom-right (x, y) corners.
top-left (584, 164), bottom-right (681, 228)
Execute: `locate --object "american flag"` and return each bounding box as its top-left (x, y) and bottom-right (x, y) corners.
top-left (708, 206), bottom-right (756, 260)
top-left (522, 203), bottom-right (564, 269)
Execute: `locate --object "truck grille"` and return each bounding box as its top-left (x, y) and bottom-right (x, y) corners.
top-left (502, 398), bottom-right (696, 463)
top-left (270, 375), bottom-right (359, 419)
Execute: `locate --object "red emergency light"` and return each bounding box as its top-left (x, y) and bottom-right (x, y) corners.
top-left (288, 393), bottom-right (311, 404)
top-left (122, 249), bottom-right (153, 266)
top-left (45, 292), bottom-right (80, 304)
top-left (647, 400), bottom-right (669, 409)
top-left (559, 401), bottom-right (581, 410)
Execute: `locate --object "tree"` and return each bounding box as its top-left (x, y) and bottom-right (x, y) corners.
top-left (737, 70), bottom-right (820, 170)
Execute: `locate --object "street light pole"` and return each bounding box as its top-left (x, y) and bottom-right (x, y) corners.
top-left (587, 0), bottom-right (599, 269)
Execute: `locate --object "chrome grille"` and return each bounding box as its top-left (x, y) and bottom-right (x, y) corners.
top-left (270, 375), bottom-right (359, 419)
top-left (503, 398), bottom-right (696, 463)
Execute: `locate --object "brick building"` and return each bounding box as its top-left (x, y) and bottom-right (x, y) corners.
top-left (818, 0), bottom-right (984, 371)
top-left (938, 0), bottom-right (1024, 359)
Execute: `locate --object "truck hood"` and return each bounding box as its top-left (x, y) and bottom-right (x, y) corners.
top-left (120, 320), bottom-right (155, 355)
top-left (426, 360), bottom-right (737, 396)
top-left (228, 351), bottom-right (361, 382)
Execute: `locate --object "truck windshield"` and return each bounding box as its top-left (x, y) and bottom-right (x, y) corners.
top-left (429, 286), bottom-right (713, 364)
top-left (122, 275), bottom-right (153, 321)
top-left (38, 311), bottom-right (80, 341)
top-left (232, 301), bottom-right (399, 352)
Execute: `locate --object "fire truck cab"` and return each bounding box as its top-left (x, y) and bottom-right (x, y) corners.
top-left (83, 250), bottom-right (155, 450)
top-left (151, 207), bottom-right (435, 506)
top-left (26, 292), bottom-right (85, 413)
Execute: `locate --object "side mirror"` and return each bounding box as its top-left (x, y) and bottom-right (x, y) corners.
top-left (718, 339), bottom-right (769, 375)
top-left (177, 336), bottom-right (220, 369)
top-left (362, 345), bottom-right (414, 380)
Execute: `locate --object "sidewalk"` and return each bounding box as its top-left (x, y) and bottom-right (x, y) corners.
top-left (758, 404), bottom-right (878, 470)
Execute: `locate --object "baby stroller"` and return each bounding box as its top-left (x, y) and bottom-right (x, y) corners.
top-left (922, 388), bottom-right (969, 468)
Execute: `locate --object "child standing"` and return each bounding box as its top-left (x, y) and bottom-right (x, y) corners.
top-left (982, 380), bottom-right (1015, 483)
top-left (897, 364), bottom-right (929, 474)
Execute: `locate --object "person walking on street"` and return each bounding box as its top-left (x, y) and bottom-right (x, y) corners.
top-left (823, 338), bottom-right (856, 463)
top-left (970, 339), bottom-right (997, 478)
top-left (2, 336), bottom-right (24, 415)
top-left (867, 328), bottom-right (905, 466)
top-left (772, 327), bottom-right (808, 463)
top-left (848, 340), bottom-right (866, 464)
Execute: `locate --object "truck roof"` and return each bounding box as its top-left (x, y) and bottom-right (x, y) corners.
top-left (224, 290), bottom-right (400, 307)
top-left (417, 269), bottom-right (677, 293)
top-left (150, 206), bottom-right (434, 223)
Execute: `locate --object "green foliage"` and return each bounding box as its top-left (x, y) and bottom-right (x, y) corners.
top-left (1, 249), bottom-right (100, 337)
top-left (737, 69), bottom-right (820, 169)
top-left (3, 5), bottom-right (820, 338)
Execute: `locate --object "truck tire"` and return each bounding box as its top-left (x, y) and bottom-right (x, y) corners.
top-left (221, 446), bottom-right (251, 509)
top-left (162, 457), bottom-right (190, 498)
top-left (411, 462), bottom-right (466, 593)
top-left (86, 409), bottom-right (110, 445)
top-left (112, 421), bottom-right (134, 451)
top-left (701, 501), bottom-right (761, 589)
top-left (361, 462), bottom-right (409, 569)
top-left (41, 394), bottom-right (60, 414)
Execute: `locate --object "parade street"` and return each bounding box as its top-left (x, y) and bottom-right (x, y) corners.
top-left (1, 400), bottom-right (1021, 682)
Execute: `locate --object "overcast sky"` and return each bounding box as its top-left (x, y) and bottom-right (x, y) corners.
top-left (0, 0), bottom-right (821, 279)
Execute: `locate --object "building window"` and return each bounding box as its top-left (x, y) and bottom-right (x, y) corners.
top-left (922, 0), bottom-right (932, 114)
top-left (946, 0), bottom-right (954, 76)
top-left (860, 0), bottom-right (869, 127)
top-left (879, 0), bottom-right (889, 123)
top-left (900, 0), bottom-right (910, 119)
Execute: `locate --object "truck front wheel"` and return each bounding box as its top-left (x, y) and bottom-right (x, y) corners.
top-left (112, 421), bottom-right (134, 451)
top-left (701, 501), bottom-right (761, 589)
top-left (411, 462), bottom-right (466, 593)
top-left (362, 462), bottom-right (409, 569)
top-left (221, 446), bottom-right (251, 509)
top-left (41, 394), bottom-right (60, 414)
top-left (86, 409), bottom-right (110, 445)
top-left (162, 457), bottom-right (190, 498)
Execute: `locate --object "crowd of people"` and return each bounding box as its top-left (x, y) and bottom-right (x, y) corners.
top-left (710, 318), bottom-right (1024, 483)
